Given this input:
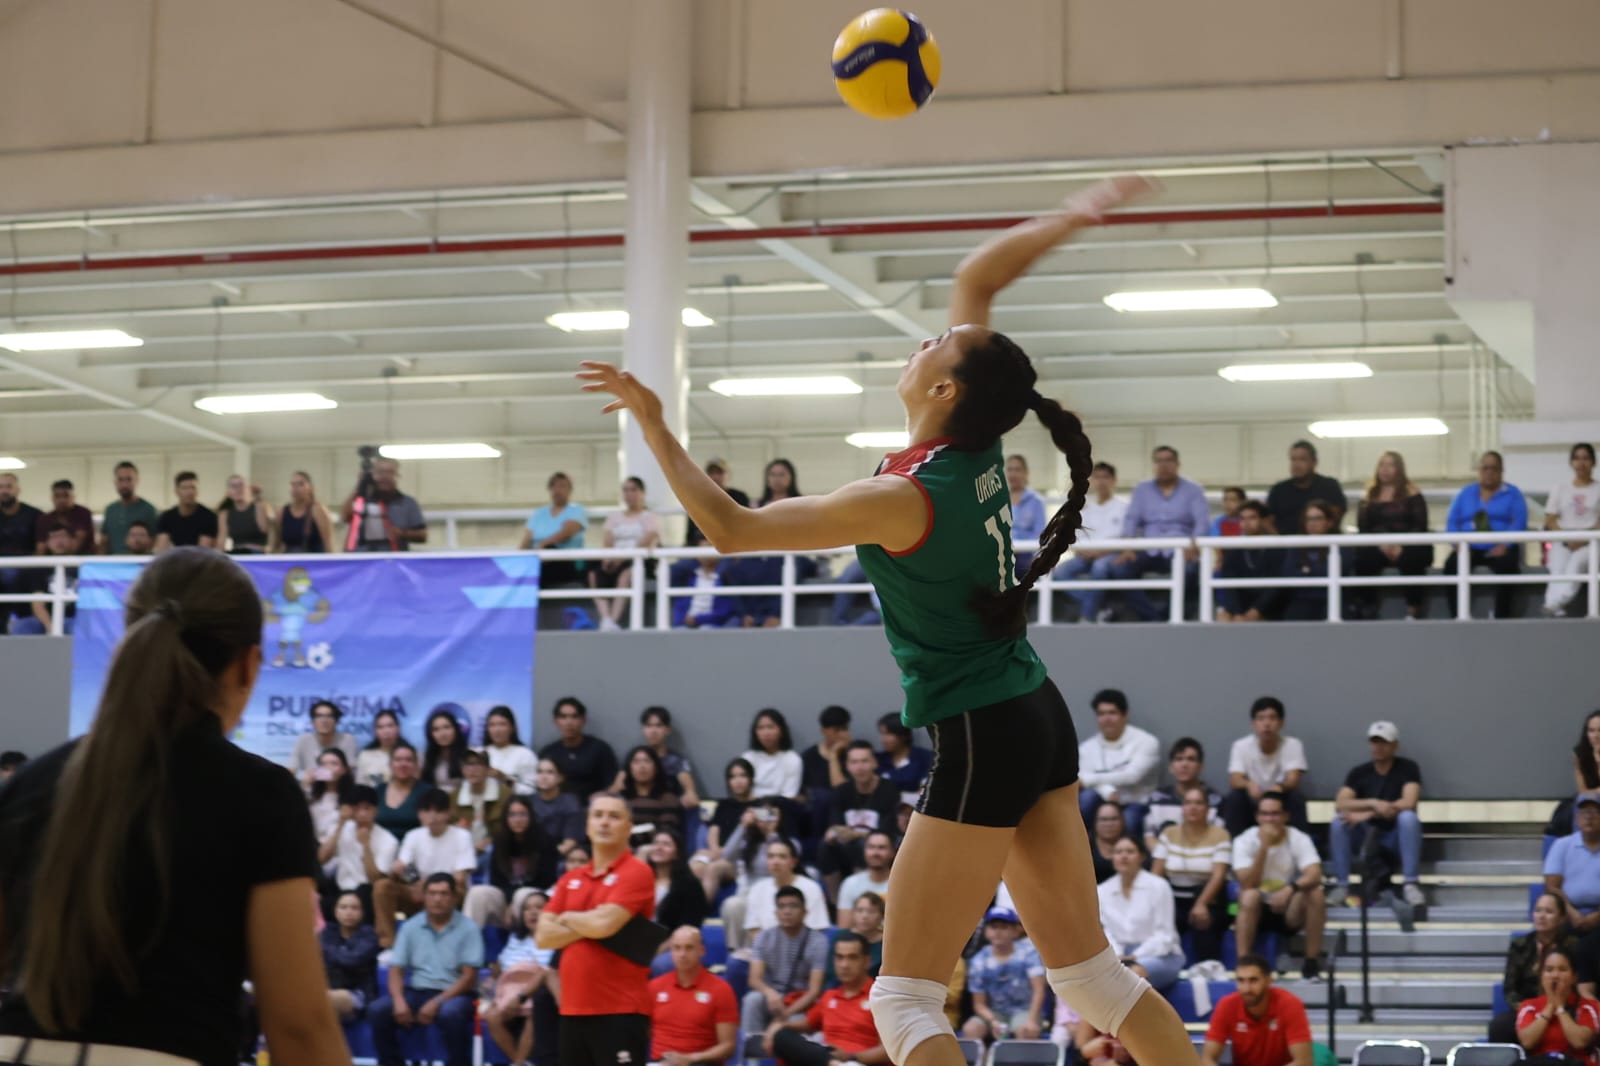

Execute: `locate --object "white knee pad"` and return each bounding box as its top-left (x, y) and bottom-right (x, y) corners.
top-left (869, 976), bottom-right (953, 1064)
top-left (1047, 945), bottom-right (1150, 1036)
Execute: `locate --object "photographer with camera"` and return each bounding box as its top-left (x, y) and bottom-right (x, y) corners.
top-left (342, 450), bottom-right (427, 552)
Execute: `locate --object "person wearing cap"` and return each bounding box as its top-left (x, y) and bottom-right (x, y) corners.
top-left (1329, 720), bottom-right (1425, 908)
top-left (959, 907), bottom-right (1045, 1041)
top-left (1545, 793), bottom-right (1600, 998)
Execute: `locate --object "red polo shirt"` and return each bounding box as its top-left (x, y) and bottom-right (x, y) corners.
top-left (546, 850), bottom-right (656, 1016)
top-left (806, 979), bottom-right (879, 1056)
top-left (649, 968), bottom-right (739, 1062)
top-left (1205, 988), bottom-right (1312, 1066)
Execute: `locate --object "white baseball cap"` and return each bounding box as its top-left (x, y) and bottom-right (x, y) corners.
top-left (1367, 721), bottom-right (1399, 743)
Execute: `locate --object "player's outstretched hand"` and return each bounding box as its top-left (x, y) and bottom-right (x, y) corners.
top-left (1060, 174), bottom-right (1159, 223)
top-left (577, 361), bottom-right (665, 425)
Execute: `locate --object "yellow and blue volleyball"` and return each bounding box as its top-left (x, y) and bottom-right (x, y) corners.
top-left (830, 9), bottom-right (941, 120)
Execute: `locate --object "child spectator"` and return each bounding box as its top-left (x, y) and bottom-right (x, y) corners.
top-left (743, 708), bottom-right (803, 799)
top-left (960, 907), bottom-right (1045, 1041)
top-left (321, 890), bottom-right (379, 1021)
top-left (1099, 837), bottom-right (1185, 991)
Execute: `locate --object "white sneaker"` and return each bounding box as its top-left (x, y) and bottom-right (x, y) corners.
top-left (1542, 604), bottom-right (1567, 618)
top-left (599, 616), bottom-right (620, 632)
top-left (1401, 882), bottom-right (1426, 907)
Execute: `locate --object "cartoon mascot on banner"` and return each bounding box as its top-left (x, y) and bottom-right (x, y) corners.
top-left (263, 566), bottom-right (332, 668)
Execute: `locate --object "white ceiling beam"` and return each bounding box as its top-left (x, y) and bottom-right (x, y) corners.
top-left (0, 351), bottom-right (243, 447)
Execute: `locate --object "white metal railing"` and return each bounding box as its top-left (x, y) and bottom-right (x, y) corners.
top-left (1, 530), bottom-right (1595, 635)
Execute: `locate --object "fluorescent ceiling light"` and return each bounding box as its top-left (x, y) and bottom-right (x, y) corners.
top-left (1308, 417), bottom-right (1449, 439)
top-left (1219, 362), bottom-right (1373, 383)
top-left (194, 392), bottom-right (338, 415)
top-left (710, 376), bottom-right (864, 397)
top-left (546, 308), bottom-right (715, 332)
top-left (0, 457), bottom-right (25, 470)
top-left (0, 328), bottom-right (143, 351)
top-left (1104, 288), bottom-right (1278, 312)
top-left (379, 442), bottom-right (503, 460)
top-left (846, 431), bottom-right (911, 450)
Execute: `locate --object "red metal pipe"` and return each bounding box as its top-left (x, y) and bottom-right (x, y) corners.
top-left (0, 201), bottom-right (1440, 278)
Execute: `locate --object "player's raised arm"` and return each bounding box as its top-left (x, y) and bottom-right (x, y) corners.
top-left (947, 174), bottom-right (1156, 330)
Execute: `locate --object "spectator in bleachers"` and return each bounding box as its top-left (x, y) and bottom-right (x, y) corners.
top-left (589, 476), bottom-right (661, 632)
top-left (12, 518), bottom-right (78, 635)
top-left (960, 906), bottom-right (1045, 1041)
top-left (289, 699), bottom-right (361, 791)
top-left (308, 748), bottom-right (355, 846)
top-left (1221, 696), bottom-right (1310, 835)
top-left (1076, 687), bottom-right (1161, 838)
top-left (618, 745), bottom-right (686, 840)
top-left (0, 750), bottom-right (25, 782)
top-left (1261, 499), bottom-right (1338, 621)
top-left (318, 785), bottom-right (397, 923)
top-left (649, 926), bottom-right (739, 1066)
top-left (452, 749), bottom-right (508, 851)
top-left (1491, 891), bottom-right (1579, 1044)
top-left (481, 704), bottom-right (538, 794)
top-left (486, 889), bottom-right (557, 1066)
top-left (760, 458), bottom-right (801, 507)
top-left (685, 457), bottom-right (751, 547)
top-left (1329, 720), bottom-right (1425, 908)
top-left (122, 520), bottom-right (154, 556)
top-left (1055, 461), bottom-right (1129, 624)
top-left (343, 458), bottom-right (425, 552)
top-left (1110, 445), bottom-right (1210, 622)
top-left (719, 802), bottom-right (808, 948)
top-left (743, 708), bottom-right (803, 799)
top-left (1006, 454), bottom-right (1048, 574)
top-left (1200, 954), bottom-right (1313, 1066)
top-left (357, 708), bottom-right (402, 786)
top-left (766, 931), bottom-right (885, 1066)
top-left (377, 741), bottom-right (424, 838)
top-left (374, 787), bottom-right (476, 948)
top-left (1098, 837), bottom-right (1185, 992)
top-left (836, 830), bottom-right (896, 925)
top-left (743, 839), bottom-right (830, 942)
top-left (464, 796), bottom-right (558, 930)
top-left (1516, 946), bottom-right (1600, 1061)
top-left (801, 704), bottom-right (853, 799)
top-left (1445, 450), bottom-right (1529, 618)
top-left (610, 705), bottom-right (699, 807)
top-left (876, 712), bottom-right (932, 796)
top-left (675, 553), bottom-right (741, 629)
top-left (1143, 737), bottom-right (1222, 847)
top-left (650, 829), bottom-right (709, 929)
top-left (1550, 712), bottom-right (1600, 839)
top-left (1544, 442), bottom-right (1600, 618)
top-left (422, 707), bottom-right (469, 792)
top-left (272, 470), bottom-right (332, 553)
top-left (154, 470), bottom-right (217, 551)
top-left (521, 471), bottom-right (588, 588)
top-left (1090, 800), bottom-right (1126, 884)
top-left (1351, 450), bottom-right (1432, 621)
top-left (742, 884), bottom-right (829, 1039)
top-left (321, 889), bottom-right (380, 1021)
top-left (691, 757), bottom-right (757, 902)
top-left (827, 892), bottom-right (886, 987)
top-left (1152, 785), bottom-right (1232, 965)
top-left (99, 461), bottom-right (158, 555)
top-left (217, 474), bottom-right (272, 555)
top-left (35, 478), bottom-right (93, 554)
top-left (721, 460), bottom-right (806, 629)
top-left (1211, 486), bottom-right (1246, 537)
top-left (539, 695), bottom-right (618, 802)
top-left (1545, 792), bottom-right (1600, 996)
top-left (533, 757), bottom-right (586, 859)
top-left (1233, 792), bottom-right (1327, 979)
top-left (820, 742), bottom-right (901, 897)
top-left (564, 845), bottom-right (590, 873)
top-left (1267, 440), bottom-right (1348, 533)
top-left (369, 873), bottom-right (483, 1066)
top-left (1215, 500), bottom-right (1285, 623)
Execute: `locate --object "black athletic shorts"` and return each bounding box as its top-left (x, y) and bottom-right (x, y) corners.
top-left (558, 1013), bottom-right (648, 1066)
top-left (917, 677), bottom-right (1080, 828)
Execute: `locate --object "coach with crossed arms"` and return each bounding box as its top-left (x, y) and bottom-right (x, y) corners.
top-left (538, 793), bottom-right (657, 1066)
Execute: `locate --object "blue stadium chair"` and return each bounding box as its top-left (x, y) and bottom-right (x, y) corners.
top-left (987, 1039), bottom-right (1064, 1066)
top-left (1491, 982), bottom-right (1509, 1015)
top-left (482, 923), bottom-right (509, 964)
top-left (702, 921), bottom-right (728, 967)
top-left (1445, 1044), bottom-right (1524, 1066)
top-left (651, 951), bottom-right (673, 978)
top-left (1528, 883), bottom-right (1546, 912)
top-left (725, 955), bottom-right (750, 1000)
top-left (1543, 834), bottom-right (1558, 859)
top-left (1166, 980), bottom-right (1236, 1023)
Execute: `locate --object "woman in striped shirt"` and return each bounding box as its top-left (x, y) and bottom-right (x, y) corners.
top-left (1151, 785), bottom-right (1232, 964)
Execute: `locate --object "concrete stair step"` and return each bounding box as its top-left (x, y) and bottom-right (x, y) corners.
top-left (1185, 1020), bottom-right (1492, 1061)
top-left (1428, 859), bottom-right (1544, 877)
top-left (1330, 903), bottom-right (1526, 924)
top-left (1424, 836), bottom-right (1544, 861)
top-left (1298, 979), bottom-right (1498, 1009)
top-left (1329, 928), bottom-right (1514, 954)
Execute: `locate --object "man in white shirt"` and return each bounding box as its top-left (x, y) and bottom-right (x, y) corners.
top-left (743, 839), bottom-right (830, 940)
top-left (1232, 792), bottom-right (1327, 980)
top-left (836, 830), bottom-right (895, 924)
top-left (1055, 462), bottom-right (1130, 622)
top-left (1220, 696), bottom-right (1310, 836)
top-left (1076, 688), bottom-right (1162, 839)
top-left (316, 785), bottom-right (399, 922)
top-left (372, 787), bottom-right (477, 947)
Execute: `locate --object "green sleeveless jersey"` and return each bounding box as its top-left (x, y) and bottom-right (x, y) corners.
top-left (856, 437), bottom-right (1047, 728)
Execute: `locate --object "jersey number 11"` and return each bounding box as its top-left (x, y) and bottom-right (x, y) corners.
top-left (983, 504), bottom-right (1015, 592)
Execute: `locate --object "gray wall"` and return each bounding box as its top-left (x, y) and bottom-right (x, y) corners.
top-left (4, 622), bottom-right (1592, 800)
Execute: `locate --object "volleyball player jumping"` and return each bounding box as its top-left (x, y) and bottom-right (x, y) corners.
top-left (578, 174), bottom-right (1193, 1065)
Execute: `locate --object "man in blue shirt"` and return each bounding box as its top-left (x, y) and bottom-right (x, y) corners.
top-left (1110, 445), bottom-right (1211, 621)
top-left (1006, 454), bottom-right (1047, 576)
top-left (1444, 450), bottom-right (1529, 618)
top-left (1545, 793), bottom-right (1600, 994)
top-left (368, 873), bottom-right (484, 1066)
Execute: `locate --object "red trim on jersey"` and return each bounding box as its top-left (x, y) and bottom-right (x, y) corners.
top-left (876, 437), bottom-right (951, 557)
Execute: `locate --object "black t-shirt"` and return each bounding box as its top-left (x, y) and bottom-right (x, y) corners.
top-left (710, 797), bottom-right (752, 845)
top-left (538, 735), bottom-right (619, 801)
top-left (0, 716), bottom-right (318, 1066)
top-left (800, 744), bottom-right (841, 794)
top-left (0, 502), bottom-right (42, 556)
top-left (1343, 757), bottom-right (1422, 828)
top-left (1266, 474), bottom-right (1348, 534)
top-left (157, 504), bottom-right (218, 548)
top-left (827, 778), bottom-right (901, 834)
